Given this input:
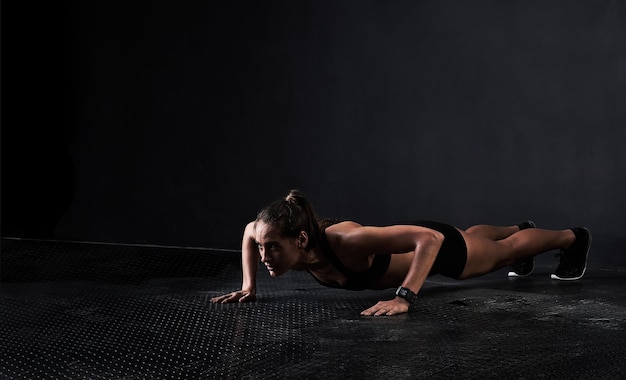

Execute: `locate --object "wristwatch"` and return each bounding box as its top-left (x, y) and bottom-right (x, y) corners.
top-left (395, 286), bottom-right (417, 304)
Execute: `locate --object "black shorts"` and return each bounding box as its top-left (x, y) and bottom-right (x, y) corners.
top-left (412, 220), bottom-right (467, 279)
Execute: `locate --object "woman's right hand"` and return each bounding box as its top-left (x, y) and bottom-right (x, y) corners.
top-left (210, 289), bottom-right (256, 304)
top-left (211, 222), bottom-right (259, 305)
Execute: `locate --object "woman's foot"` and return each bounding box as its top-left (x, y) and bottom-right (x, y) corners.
top-left (551, 227), bottom-right (592, 281)
top-left (507, 221), bottom-right (536, 277)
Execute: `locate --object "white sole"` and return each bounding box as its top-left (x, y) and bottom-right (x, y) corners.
top-left (551, 268), bottom-right (586, 281)
top-left (507, 270), bottom-right (533, 278)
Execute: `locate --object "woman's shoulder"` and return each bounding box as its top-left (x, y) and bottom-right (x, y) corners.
top-left (322, 220), bottom-right (362, 233)
top-left (322, 221), bottom-right (363, 247)
top-left (323, 221), bottom-right (376, 259)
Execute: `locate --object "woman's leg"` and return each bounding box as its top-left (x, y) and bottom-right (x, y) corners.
top-left (465, 224), bottom-right (519, 240)
top-left (458, 228), bottom-right (576, 279)
top-left (465, 221), bottom-right (535, 241)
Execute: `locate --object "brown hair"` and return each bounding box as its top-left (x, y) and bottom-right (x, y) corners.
top-left (255, 189), bottom-right (322, 250)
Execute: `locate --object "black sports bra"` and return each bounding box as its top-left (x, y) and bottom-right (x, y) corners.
top-left (310, 229), bottom-right (391, 291)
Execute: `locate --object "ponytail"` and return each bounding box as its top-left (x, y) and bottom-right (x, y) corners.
top-left (256, 189), bottom-right (322, 250)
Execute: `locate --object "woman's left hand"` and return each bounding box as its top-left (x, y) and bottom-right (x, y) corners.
top-left (360, 297), bottom-right (410, 316)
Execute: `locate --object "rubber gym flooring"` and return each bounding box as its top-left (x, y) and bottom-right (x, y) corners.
top-left (1, 238), bottom-right (625, 379)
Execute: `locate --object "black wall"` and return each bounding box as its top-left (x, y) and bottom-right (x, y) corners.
top-left (3, 1), bottom-right (625, 266)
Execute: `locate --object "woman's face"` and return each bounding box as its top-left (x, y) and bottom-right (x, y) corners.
top-left (254, 221), bottom-right (300, 277)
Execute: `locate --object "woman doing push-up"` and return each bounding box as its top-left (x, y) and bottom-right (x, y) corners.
top-left (210, 190), bottom-right (592, 316)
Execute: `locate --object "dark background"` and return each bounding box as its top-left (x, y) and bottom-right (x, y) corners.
top-left (2, 1), bottom-right (625, 266)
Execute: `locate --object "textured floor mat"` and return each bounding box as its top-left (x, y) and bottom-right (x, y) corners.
top-left (1, 239), bottom-right (625, 379)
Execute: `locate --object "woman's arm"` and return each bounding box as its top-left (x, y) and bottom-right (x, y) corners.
top-left (331, 224), bottom-right (443, 316)
top-left (210, 221), bottom-right (258, 303)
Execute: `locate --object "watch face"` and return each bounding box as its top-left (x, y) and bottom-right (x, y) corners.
top-left (396, 287), bottom-right (414, 303)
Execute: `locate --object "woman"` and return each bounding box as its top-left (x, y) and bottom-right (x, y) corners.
top-left (210, 190), bottom-right (591, 316)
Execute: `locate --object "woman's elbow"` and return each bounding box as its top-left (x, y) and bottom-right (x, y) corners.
top-left (416, 230), bottom-right (444, 250)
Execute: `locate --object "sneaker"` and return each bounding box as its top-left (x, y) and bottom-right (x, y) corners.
top-left (507, 221), bottom-right (536, 277)
top-left (508, 258), bottom-right (535, 277)
top-left (551, 227), bottom-right (592, 281)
